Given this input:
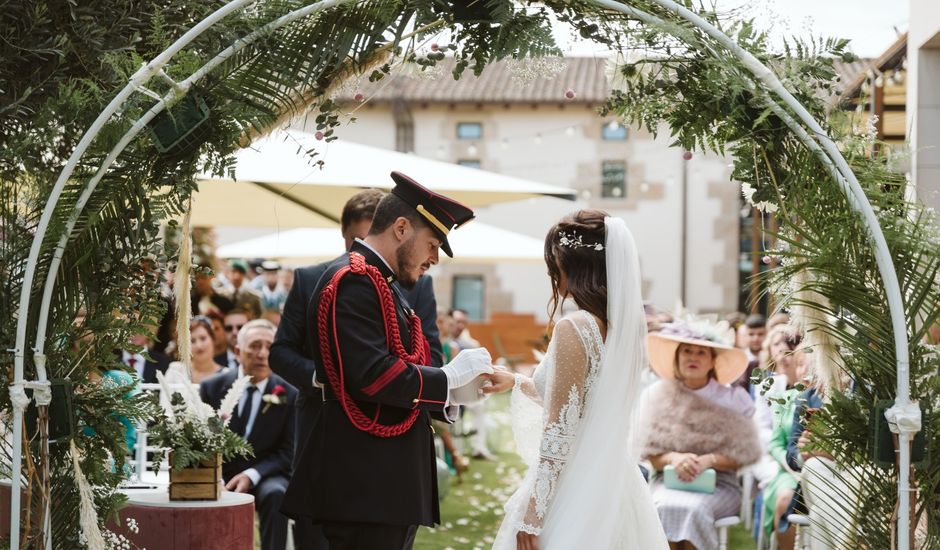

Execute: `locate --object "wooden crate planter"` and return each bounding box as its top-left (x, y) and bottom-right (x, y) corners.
top-left (168, 453), bottom-right (222, 501)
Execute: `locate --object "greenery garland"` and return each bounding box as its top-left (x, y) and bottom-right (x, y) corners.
top-left (1, 0), bottom-right (936, 548)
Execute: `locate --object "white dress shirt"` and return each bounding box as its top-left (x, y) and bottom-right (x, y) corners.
top-left (121, 350), bottom-right (146, 379)
top-left (236, 370), bottom-right (269, 487)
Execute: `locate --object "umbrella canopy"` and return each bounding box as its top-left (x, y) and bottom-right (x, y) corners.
top-left (216, 224), bottom-right (546, 265)
top-left (192, 129), bottom-right (575, 227)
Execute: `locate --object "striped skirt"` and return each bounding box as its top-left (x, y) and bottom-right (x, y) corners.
top-left (650, 470), bottom-right (741, 550)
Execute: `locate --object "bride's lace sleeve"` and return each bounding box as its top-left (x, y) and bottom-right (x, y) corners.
top-left (518, 317), bottom-right (593, 536)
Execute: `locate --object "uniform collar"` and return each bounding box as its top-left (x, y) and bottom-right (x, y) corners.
top-left (351, 239), bottom-right (397, 284)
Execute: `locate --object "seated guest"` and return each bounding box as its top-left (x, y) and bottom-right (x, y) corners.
top-left (208, 311), bottom-right (228, 357)
top-left (251, 260), bottom-right (288, 313)
top-left (641, 321), bottom-right (761, 550)
top-left (227, 259), bottom-right (263, 319)
top-left (758, 327), bottom-right (807, 550)
top-left (116, 331), bottom-right (171, 384)
top-left (216, 308), bottom-right (250, 370)
top-left (751, 325), bottom-right (802, 487)
top-left (733, 313), bottom-right (766, 393)
top-left (785, 377), bottom-right (859, 550)
top-left (201, 319), bottom-right (296, 550)
top-left (189, 316), bottom-right (224, 384)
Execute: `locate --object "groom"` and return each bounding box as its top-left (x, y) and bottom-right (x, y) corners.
top-left (281, 172), bottom-right (493, 550)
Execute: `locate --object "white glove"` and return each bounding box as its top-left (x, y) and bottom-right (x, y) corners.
top-left (441, 348), bottom-right (493, 390)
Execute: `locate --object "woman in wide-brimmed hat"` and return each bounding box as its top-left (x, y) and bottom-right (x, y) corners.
top-left (640, 320), bottom-right (761, 550)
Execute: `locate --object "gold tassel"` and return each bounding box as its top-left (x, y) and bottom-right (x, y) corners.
top-left (174, 198), bottom-right (193, 380)
top-left (70, 440), bottom-right (105, 550)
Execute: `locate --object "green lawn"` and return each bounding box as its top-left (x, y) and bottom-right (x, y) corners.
top-left (415, 393), bottom-right (756, 549)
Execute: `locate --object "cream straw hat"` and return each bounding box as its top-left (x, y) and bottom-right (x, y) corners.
top-left (647, 320), bottom-right (748, 385)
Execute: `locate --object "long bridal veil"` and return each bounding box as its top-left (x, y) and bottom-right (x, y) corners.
top-left (539, 217), bottom-right (668, 548)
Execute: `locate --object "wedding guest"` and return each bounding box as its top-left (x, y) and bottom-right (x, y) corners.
top-left (450, 308), bottom-right (493, 460)
top-left (641, 321), bottom-right (761, 550)
top-left (436, 310), bottom-right (461, 363)
top-left (216, 308), bottom-right (249, 371)
top-left (208, 311), bottom-right (228, 357)
top-left (279, 266), bottom-right (294, 295)
top-left (733, 313), bottom-right (766, 392)
top-left (191, 264), bottom-right (235, 318)
top-left (229, 260), bottom-right (264, 318)
top-left (116, 331), bottom-right (170, 384)
top-left (189, 316), bottom-right (224, 384)
top-left (767, 312), bottom-right (790, 331)
top-left (756, 326), bottom-right (806, 549)
top-left (201, 319), bottom-right (297, 550)
top-left (785, 377), bottom-right (859, 550)
top-left (252, 260), bottom-right (288, 313)
top-left (750, 325), bottom-right (797, 485)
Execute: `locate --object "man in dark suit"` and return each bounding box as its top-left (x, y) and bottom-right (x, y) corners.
top-left (117, 333), bottom-right (170, 383)
top-left (214, 308), bottom-right (249, 370)
top-left (201, 319), bottom-right (296, 550)
top-left (269, 189), bottom-right (443, 549)
top-left (279, 172), bottom-right (492, 550)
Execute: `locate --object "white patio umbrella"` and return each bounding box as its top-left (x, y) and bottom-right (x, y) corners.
top-left (216, 223), bottom-right (546, 265)
top-left (192, 129), bottom-right (575, 227)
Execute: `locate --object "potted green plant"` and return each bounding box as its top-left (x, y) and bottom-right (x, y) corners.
top-left (149, 366), bottom-right (252, 500)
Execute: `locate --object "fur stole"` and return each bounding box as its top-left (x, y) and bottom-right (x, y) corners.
top-left (640, 380), bottom-right (761, 466)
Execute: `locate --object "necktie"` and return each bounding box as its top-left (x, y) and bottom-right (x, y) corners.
top-left (231, 386), bottom-right (257, 437)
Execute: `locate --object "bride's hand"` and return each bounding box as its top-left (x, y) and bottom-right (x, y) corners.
top-left (481, 365), bottom-right (515, 394)
top-left (516, 530), bottom-right (540, 550)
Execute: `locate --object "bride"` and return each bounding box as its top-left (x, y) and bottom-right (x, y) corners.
top-left (483, 209), bottom-right (668, 549)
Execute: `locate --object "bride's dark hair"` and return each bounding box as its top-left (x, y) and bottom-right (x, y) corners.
top-left (544, 209), bottom-right (608, 330)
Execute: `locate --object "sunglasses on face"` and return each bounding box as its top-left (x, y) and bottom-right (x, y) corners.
top-left (225, 324), bottom-right (244, 332)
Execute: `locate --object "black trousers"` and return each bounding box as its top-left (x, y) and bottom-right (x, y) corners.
top-left (293, 519), bottom-right (329, 550)
top-left (320, 522), bottom-right (418, 550)
top-left (253, 475), bottom-right (290, 550)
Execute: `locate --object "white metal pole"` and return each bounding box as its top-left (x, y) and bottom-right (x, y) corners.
top-left (16, 0), bottom-right (358, 546)
top-left (8, 1), bottom-right (256, 547)
top-left (590, 1), bottom-right (913, 547)
top-left (638, 5), bottom-right (913, 547)
top-left (612, 0), bottom-right (910, 550)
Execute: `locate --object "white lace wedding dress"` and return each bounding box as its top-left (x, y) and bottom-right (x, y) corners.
top-left (492, 310), bottom-right (668, 549)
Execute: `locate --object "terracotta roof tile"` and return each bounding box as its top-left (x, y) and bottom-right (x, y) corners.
top-left (340, 57), bottom-right (611, 105)
top-left (340, 55), bottom-right (879, 107)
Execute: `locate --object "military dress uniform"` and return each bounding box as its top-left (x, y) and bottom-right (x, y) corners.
top-left (280, 172), bottom-right (474, 550)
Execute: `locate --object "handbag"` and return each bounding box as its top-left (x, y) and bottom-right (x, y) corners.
top-left (663, 465), bottom-right (717, 494)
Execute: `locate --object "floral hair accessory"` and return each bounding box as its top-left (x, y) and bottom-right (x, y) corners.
top-left (558, 230), bottom-right (604, 251)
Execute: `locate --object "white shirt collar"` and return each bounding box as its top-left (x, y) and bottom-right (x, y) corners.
top-left (237, 367), bottom-right (270, 394)
top-left (354, 238), bottom-right (394, 273)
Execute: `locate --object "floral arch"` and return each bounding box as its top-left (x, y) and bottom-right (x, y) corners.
top-left (2, 1), bottom-right (936, 548)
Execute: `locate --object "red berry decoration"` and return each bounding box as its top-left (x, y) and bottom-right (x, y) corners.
top-left (683, 151), bottom-right (693, 161)
top-left (565, 89), bottom-right (576, 100)
top-left (762, 255), bottom-right (772, 265)
top-left (315, 131), bottom-right (324, 141)
top-left (431, 43), bottom-right (439, 52)
top-left (354, 92), bottom-right (365, 103)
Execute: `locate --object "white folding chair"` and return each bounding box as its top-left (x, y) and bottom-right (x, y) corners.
top-left (787, 514), bottom-right (811, 550)
top-left (715, 516), bottom-right (741, 550)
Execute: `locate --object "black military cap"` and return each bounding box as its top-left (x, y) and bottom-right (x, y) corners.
top-left (389, 171), bottom-right (474, 257)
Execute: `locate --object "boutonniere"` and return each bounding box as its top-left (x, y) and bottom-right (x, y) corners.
top-left (262, 384), bottom-right (287, 413)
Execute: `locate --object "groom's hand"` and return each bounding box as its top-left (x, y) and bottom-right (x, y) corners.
top-left (441, 348), bottom-right (493, 389)
top-left (516, 531), bottom-right (540, 550)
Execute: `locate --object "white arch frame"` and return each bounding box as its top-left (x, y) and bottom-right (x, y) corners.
top-left (8, 1), bottom-right (917, 549)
